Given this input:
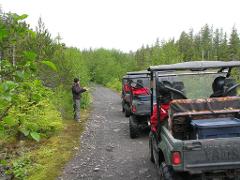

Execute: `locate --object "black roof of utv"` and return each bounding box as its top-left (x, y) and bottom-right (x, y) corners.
top-left (123, 70), bottom-right (150, 79)
top-left (148, 61), bottom-right (240, 71)
top-left (127, 70), bottom-right (150, 75)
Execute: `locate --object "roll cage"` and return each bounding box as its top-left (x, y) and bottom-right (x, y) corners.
top-left (148, 61), bottom-right (240, 133)
top-left (124, 70), bottom-right (150, 90)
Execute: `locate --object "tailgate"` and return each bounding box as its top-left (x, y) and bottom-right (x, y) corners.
top-left (183, 138), bottom-right (240, 173)
top-left (124, 93), bottom-right (131, 103)
top-left (133, 100), bottom-right (151, 115)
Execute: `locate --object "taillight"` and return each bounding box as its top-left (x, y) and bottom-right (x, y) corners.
top-left (171, 151), bottom-right (181, 165)
top-left (132, 105), bottom-right (136, 112)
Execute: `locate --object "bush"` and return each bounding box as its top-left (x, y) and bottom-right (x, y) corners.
top-left (106, 78), bottom-right (122, 92)
top-left (53, 86), bottom-right (91, 120)
top-left (80, 92), bottom-right (91, 109)
top-left (0, 80), bottom-right (63, 142)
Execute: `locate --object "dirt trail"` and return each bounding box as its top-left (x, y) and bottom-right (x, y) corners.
top-left (60, 85), bottom-right (158, 180)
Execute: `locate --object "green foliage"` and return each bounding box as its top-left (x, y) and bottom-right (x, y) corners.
top-left (79, 24), bottom-right (240, 92)
top-left (82, 48), bottom-right (136, 91)
top-left (106, 78), bottom-right (122, 92)
top-left (0, 10), bottom-right (92, 144)
top-left (178, 30), bottom-right (194, 61)
top-left (80, 92), bottom-right (91, 109)
top-left (229, 27), bottom-right (240, 60)
top-left (3, 115), bottom-right (90, 180)
top-left (41, 60), bottom-right (58, 72)
top-left (12, 157), bottom-right (32, 179)
top-left (0, 81), bottom-right (63, 141)
top-left (30, 132), bottom-right (40, 142)
top-left (0, 11), bottom-right (63, 142)
top-left (61, 48), bottom-right (90, 86)
top-left (53, 88), bottom-right (73, 120)
top-left (0, 7), bottom-right (240, 180)
top-left (1, 9), bottom-right (240, 144)
top-left (51, 47), bottom-right (91, 116)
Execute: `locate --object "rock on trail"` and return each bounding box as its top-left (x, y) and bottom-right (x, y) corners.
top-left (59, 85), bottom-right (158, 180)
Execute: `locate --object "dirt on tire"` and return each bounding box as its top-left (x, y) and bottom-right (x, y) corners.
top-left (59, 85), bottom-right (158, 180)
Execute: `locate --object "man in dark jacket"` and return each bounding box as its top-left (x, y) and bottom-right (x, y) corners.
top-left (72, 78), bottom-right (87, 121)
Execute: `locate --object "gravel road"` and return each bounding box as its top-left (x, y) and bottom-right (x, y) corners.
top-left (60, 85), bottom-right (158, 180)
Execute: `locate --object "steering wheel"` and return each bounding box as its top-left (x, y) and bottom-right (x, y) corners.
top-left (224, 83), bottom-right (240, 96)
top-left (165, 86), bottom-right (187, 99)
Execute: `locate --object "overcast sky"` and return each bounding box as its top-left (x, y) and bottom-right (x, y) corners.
top-left (1, 0), bottom-right (240, 52)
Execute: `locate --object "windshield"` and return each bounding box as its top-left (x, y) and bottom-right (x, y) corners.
top-left (178, 73), bottom-right (224, 99)
top-left (131, 78), bottom-right (150, 88)
top-left (157, 71), bottom-right (240, 99)
top-left (122, 79), bottom-right (127, 84)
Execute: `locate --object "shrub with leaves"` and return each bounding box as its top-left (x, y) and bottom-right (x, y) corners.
top-left (0, 78), bottom-right (63, 141)
top-left (0, 12), bottom-right (62, 142)
top-left (106, 78), bottom-right (122, 92)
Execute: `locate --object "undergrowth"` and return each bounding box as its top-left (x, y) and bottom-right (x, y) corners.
top-left (6, 109), bottom-right (90, 180)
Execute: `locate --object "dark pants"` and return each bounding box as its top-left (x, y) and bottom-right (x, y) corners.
top-left (73, 99), bottom-right (80, 121)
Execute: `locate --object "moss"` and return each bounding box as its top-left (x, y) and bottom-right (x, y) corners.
top-left (11, 109), bottom-right (90, 180)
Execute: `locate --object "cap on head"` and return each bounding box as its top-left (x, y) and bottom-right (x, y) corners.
top-left (74, 78), bottom-right (79, 83)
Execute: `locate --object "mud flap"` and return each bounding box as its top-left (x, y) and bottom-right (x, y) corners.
top-left (129, 115), bottom-right (139, 138)
top-left (124, 104), bottom-right (131, 117)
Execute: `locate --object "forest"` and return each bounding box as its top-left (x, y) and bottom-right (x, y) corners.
top-left (0, 9), bottom-right (240, 179)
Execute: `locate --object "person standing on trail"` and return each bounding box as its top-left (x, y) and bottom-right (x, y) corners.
top-left (72, 78), bottom-right (87, 122)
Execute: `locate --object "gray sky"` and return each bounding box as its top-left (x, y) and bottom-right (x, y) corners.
top-left (1, 0), bottom-right (240, 52)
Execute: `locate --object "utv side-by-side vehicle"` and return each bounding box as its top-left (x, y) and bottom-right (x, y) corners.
top-left (148, 61), bottom-right (240, 179)
top-left (121, 71), bottom-right (151, 138)
top-left (121, 75), bottom-right (132, 117)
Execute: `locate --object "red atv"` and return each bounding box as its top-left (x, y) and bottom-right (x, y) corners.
top-left (122, 71), bottom-right (151, 138)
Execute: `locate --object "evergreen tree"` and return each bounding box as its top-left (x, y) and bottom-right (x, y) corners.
top-left (229, 26), bottom-right (240, 60)
top-left (193, 33), bottom-right (202, 60)
top-left (213, 28), bottom-right (220, 60)
top-left (159, 39), bottom-right (183, 64)
top-left (200, 24), bottom-right (212, 60)
top-left (219, 32), bottom-right (229, 60)
top-left (151, 38), bottom-right (161, 65)
top-left (135, 45), bottom-right (146, 69)
top-left (178, 31), bottom-right (194, 61)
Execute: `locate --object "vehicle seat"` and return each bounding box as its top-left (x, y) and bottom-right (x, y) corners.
top-left (173, 81), bottom-right (184, 91)
top-left (159, 81), bottom-right (185, 100)
top-left (210, 76), bottom-right (226, 98)
top-left (225, 78), bottom-right (237, 96)
top-left (159, 81), bottom-right (172, 103)
top-left (172, 81), bottom-right (185, 99)
top-left (136, 79), bottom-right (143, 88)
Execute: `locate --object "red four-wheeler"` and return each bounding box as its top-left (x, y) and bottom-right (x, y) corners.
top-left (148, 61), bottom-right (240, 179)
top-left (121, 75), bottom-right (132, 116)
top-left (121, 71), bottom-right (151, 138)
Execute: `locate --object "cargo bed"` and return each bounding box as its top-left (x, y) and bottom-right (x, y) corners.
top-left (183, 138), bottom-right (240, 174)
